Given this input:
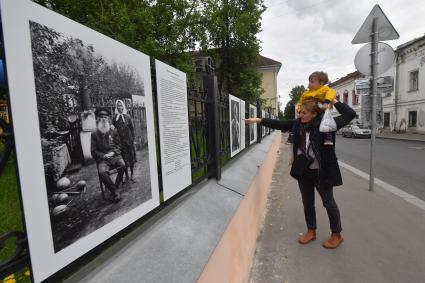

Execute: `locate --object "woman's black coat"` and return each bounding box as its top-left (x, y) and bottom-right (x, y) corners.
top-left (261, 102), bottom-right (356, 188)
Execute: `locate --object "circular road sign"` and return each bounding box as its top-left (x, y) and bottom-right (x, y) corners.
top-left (354, 42), bottom-right (395, 76)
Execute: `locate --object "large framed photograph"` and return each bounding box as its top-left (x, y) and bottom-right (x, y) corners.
top-left (249, 104), bottom-right (257, 144)
top-left (240, 99), bottom-right (246, 151)
top-left (1, 0), bottom-right (160, 281)
top-left (229, 94), bottom-right (241, 157)
top-left (266, 112), bottom-right (271, 134)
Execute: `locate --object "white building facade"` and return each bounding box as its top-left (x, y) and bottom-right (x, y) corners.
top-left (330, 35), bottom-right (425, 134)
top-left (329, 71), bottom-right (363, 124)
top-left (392, 36), bottom-right (425, 133)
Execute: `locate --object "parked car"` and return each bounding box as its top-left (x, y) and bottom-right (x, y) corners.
top-left (341, 125), bottom-right (371, 138)
top-left (339, 125), bottom-right (351, 136)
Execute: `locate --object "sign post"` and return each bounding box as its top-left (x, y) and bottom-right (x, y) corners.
top-left (352, 4), bottom-right (399, 192)
top-left (370, 17), bottom-right (378, 192)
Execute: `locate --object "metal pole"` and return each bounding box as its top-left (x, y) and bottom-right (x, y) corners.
top-left (204, 75), bottom-right (221, 180)
top-left (369, 17), bottom-right (378, 192)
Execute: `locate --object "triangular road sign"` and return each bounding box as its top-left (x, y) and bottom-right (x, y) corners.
top-left (352, 4), bottom-right (399, 44)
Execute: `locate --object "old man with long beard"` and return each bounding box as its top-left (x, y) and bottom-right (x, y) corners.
top-left (91, 107), bottom-right (125, 202)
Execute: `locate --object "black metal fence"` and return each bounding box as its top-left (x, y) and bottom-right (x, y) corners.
top-left (187, 84), bottom-right (212, 183)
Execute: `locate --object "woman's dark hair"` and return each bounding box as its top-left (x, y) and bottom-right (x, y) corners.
top-left (301, 99), bottom-right (324, 115)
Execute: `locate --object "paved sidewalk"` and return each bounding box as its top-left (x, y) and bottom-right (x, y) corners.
top-left (249, 142), bottom-right (425, 283)
top-left (376, 131), bottom-right (425, 142)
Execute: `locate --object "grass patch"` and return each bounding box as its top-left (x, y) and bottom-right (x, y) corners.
top-left (0, 149), bottom-right (31, 282)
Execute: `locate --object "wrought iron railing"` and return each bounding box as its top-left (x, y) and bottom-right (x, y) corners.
top-left (187, 86), bottom-right (213, 183)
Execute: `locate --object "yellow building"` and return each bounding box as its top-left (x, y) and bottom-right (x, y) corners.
top-left (256, 55), bottom-right (282, 116)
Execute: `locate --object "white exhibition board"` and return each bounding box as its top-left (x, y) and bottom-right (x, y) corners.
top-left (240, 99), bottom-right (246, 150)
top-left (155, 59), bottom-right (191, 201)
top-left (0, 0), bottom-right (160, 281)
top-left (249, 104), bottom-right (257, 145)
top-left (229, 94), bottom-right (241, 157)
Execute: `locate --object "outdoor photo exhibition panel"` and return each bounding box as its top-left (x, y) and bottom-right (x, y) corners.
top-left (0, 0), bottom-right (160, 282)
top-left (262, 110), bottom-right (266, 137)
top-left (249, 104), bottom-right (257, 145)
top-left (240, 99), bottom-right (246, 151)
top-left (155, 59), bottom-right (191, 201)
top-left (266, 112), bottom-right (271, 134)
top-left (229, 94), bottom-right (241, 157)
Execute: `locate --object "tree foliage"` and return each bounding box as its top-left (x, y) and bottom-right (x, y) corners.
top-left (34, 0), bottom-right (201, 75)
top-left (277, 101), bottom-right (284, 120)
top-left (199, 0), bottom-right (265, 103)
top-left (283, 85), bottom-right (305, 120)
top-left (32, 0), bottom-right (266, 102)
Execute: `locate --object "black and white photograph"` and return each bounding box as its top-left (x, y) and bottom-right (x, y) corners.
top-left (29, 20), bottom-right (154, 252)
top-left (249, 104), bottom-right (257, 144)
top-left (240, 99), bottom-right (246, 150)
top-left (229, 94), bottom-right (241, 157)
top-left (1, 1), bottom-right (159, 281)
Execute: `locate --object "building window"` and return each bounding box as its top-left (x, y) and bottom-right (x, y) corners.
top-left (409, 70), bottom-right (419, 91)
top-left (408, 111), bottom-right (417, 127)
top-left (343, 90), bottom-right (348, 104)
top-left (352, 89), bottom-right (358, 105)
top-left (384, 112), bottom-right (390, 127)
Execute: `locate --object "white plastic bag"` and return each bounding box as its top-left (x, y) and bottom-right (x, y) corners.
top-left (319, 109), bottom-right (337, 132)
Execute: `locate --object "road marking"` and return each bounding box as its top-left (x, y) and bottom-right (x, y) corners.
top-left (338, 161), bottom-right (425, 211)
top-left (408, 146), bottom-right (425, 150)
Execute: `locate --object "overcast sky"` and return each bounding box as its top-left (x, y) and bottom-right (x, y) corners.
top-left (258, 0), bottom-right (425, 110)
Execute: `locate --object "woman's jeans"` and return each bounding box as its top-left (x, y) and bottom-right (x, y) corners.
top-left (297, 168), bottom-right (342, 233)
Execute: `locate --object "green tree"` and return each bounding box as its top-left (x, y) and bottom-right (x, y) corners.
top-left (277, 101), bottom-right (284, 120)
top-left (283, 85), bottom-right (305, 120)
top-left (33, 0), bottom-right (266, 101)
top-left (33, 0), bottom-right (202, 76)
top-left (199, 0), bottom-right (266, 104)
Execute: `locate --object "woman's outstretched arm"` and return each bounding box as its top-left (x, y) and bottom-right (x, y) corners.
top-left (244, 117), bottom-right (295, 132)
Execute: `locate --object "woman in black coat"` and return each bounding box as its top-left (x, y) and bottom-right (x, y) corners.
top-left (244, 99), bottom-right (356, 249)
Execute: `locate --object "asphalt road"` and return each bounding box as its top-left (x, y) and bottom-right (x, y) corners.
top-left (335, 135), bottom-right (425, 201)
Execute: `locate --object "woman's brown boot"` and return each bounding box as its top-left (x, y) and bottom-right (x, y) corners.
top-left (298, 229), bottom-right (316, 244)
top-left (323, 232), bottom-right (344, 249)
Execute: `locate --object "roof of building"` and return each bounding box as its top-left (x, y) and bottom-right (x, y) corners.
top-left (256, 55), bottom-right (282, 69)
top-left (190, 49), bottom-right (282, 71)
top-left (329, 71), bottom-right (364, 87)
top-left (396, 34), bottom-right (425, 50)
